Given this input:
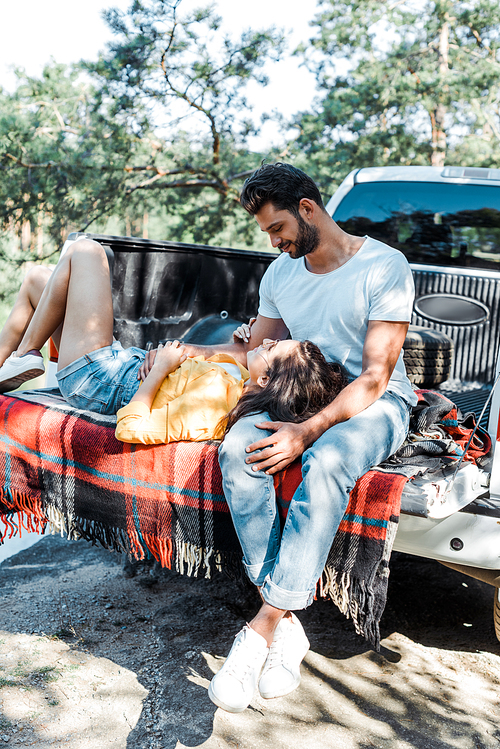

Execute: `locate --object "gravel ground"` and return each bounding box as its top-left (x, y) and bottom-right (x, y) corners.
top-left (1, 534), bottom-right (500, 748)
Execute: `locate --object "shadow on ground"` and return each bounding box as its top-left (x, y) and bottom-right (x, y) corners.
top-left (0, 536), bottom-right (499, 748)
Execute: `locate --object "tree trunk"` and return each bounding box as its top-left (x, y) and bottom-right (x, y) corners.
top-left (431, 20), bottom-right (449, 167)
top-left (21, 220), bottom-right (31, 251)
top-left (37, 210), bottom-right (44, 257)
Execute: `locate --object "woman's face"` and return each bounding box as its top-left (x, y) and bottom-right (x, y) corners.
top-left (246, 338), bottom-right (300, 387)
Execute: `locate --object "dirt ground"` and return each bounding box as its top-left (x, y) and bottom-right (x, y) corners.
top-left (1, 534), bottom-right (499, 749)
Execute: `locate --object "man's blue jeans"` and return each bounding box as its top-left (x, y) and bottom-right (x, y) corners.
top-left (218, 390), bottom-right (410, 611)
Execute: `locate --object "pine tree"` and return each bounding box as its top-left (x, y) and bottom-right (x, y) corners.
top-left (0, 0), bottom-right (285, 262)
top-left (293, 0), bottom-right (500, 193)
top-left (86, 0), bottom-right (284, 243)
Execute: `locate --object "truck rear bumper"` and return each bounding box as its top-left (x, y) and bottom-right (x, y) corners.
top-left (394, 509), bottom-right (500, 569)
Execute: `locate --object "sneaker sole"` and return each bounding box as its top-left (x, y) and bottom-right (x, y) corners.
top-left (0, 368), bottom-right (45, 393)
top-left (259, 675), bottom-right (302, 700)
top-left (208, 681), bottom-right (248, 713)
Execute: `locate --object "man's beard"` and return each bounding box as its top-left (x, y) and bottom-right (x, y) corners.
top-left (288, 215), bottom-right (320, 259)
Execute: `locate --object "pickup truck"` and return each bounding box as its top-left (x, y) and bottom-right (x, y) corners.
top-left (327, 165), bottom-right (500, 638)
top-left (17, 164), bottom-right (500, 642)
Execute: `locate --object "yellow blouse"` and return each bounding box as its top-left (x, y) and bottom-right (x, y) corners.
top-left (115, 354), bottom-right (249, 445)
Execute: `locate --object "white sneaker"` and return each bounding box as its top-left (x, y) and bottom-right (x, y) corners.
top-left (0, 351), bottom-right (45, 393)
top-left (208, 626), bottom-right (269, 713)
top-left (258, 612), bottom-right (310, 699)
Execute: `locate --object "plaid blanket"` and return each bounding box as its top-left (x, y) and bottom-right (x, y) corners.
top-left (0, 389), bottom-right (407, 649)
top-left (376, 389), bottom-right (492, 479)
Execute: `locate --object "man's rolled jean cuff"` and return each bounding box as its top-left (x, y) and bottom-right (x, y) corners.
top-left (243, 557), bottom-right (277, 587)
top-left (261, 575), bottom-right (315, 611)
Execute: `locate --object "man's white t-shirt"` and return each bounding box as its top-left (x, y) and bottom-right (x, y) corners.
top-left (258, 236), bottom-right (417, 406)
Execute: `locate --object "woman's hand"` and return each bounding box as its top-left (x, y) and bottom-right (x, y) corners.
top-left (130, 341), bottom-right (187, 410)
top-left (138, 348), bottom-right (157, 381)
top-left (151, 341), bottom-right (187, 376)
top-left (138, 341), bottom-right (187, 381)
top-left (233, 317), bottom-right (257, 344)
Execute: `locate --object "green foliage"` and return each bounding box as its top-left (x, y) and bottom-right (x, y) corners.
top-left (94, 0), bottom-right (282, 152)
top-left (0, 234), bottom-right (25, 308)
top-left (292, 0), bottom-right (500, 193)
top-left (0, 676), bottom-right (16, 688)
top-left (83, 0), bottom-right (284, 243)
top-left (0, 63), bottom-right (136, 250)
top-left (0, 0), bottom-right (284, 259)
top-left (2, 0), bottom-right (498, 260)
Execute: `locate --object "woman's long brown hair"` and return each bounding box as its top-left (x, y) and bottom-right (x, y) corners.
top-left (221, 340), bottom-right (348, 435)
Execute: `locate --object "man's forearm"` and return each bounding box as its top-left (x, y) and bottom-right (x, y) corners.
top-left (181, 340), bottom-right (248, 366)
top-left (300, 319), bottom-right (408, 446)
top-left (300, 371), bottom-right (389, 446)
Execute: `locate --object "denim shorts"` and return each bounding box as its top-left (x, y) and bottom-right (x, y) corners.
top-left (56, 341), bottom-right (145, 415)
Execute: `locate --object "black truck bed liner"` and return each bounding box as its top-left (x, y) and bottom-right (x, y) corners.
top-left (440, 386), bottom-right (492, 428)
top-left (72, 232), bottom-right (496, 432)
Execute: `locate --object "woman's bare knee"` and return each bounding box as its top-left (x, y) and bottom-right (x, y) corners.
top-left (23, 265), bottom-right (53, 306)
top-left (66, 238), bottom-right (106, 259)
top-left (24, 264), bottom-right (52, 287)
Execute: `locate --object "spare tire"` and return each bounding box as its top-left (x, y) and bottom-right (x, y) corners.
top-left (403, 325), bottom-right (454, 388)
top-left (494, 588), bottom-right (500, 644)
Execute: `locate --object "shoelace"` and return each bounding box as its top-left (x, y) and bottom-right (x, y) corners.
top-left (225, 634), bottom-right (266, 683)
top-left (266, 624), bottom-right (288, 669)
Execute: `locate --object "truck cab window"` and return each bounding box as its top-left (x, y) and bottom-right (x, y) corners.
top-left (332, 182), bottom-right (500, 270)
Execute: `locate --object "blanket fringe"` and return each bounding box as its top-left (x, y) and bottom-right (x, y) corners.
top-left (319, 567), bottom-right (380, 651)
top-left (127, 528), bottom-right (146, 561)
top-left (174, 540), bottom-right (243, 579)
top-left (139, 534), bottom-right (174, 568)
top-left (63, 515), bottom-right (131, 556)
top-left (0, 488), bottom-right (47, 543)
top-left (0, 488), bottom-right (243, 584)
top-left (44, 503), bottom-right (78, 539)
top-left (130, 530), bottom-right (242, 581)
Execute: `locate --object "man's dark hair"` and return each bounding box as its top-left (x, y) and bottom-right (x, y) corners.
top-left (240, 162), bottom-right (325, 217)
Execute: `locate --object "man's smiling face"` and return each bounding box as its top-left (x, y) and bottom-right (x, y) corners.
top-left (255, 202), bottom-right (320, 259)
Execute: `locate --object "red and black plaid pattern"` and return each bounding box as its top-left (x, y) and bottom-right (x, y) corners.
top-left (0, 390), bottom-right (408, 649)
top-left (0, 392), bottom-right (242, 569)
top-left (413, 389), bottom-right (491, 462)
top-left (275, 461), bottom-right (407, 646)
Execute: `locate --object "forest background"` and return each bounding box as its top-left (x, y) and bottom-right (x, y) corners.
top-left (0, 0), bottom-right (499, 307)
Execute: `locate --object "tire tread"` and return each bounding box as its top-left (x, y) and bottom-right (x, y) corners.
top-left (403, 325), bottom-right (454, 388)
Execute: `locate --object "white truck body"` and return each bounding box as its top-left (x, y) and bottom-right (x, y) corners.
top-left (327, 166), bottom-right (500, 583)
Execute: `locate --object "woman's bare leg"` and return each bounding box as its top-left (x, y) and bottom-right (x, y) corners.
top-left (248, 602), bottom-right (285, 646)
top-left (0, 265), bottom-right (53, 367)
top-left (15, 239), bottom-right (114, 371)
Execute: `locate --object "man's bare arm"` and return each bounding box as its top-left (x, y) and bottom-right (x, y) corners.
top-left (138, 315), bottom-right (289, 380)
top-left (173, 314), bottom-right (288, 362)
top-left (245, 320), bottom-right (410, 474)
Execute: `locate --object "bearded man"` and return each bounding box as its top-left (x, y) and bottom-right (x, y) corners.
top-left (204, 162), bottom-right (417, 712)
